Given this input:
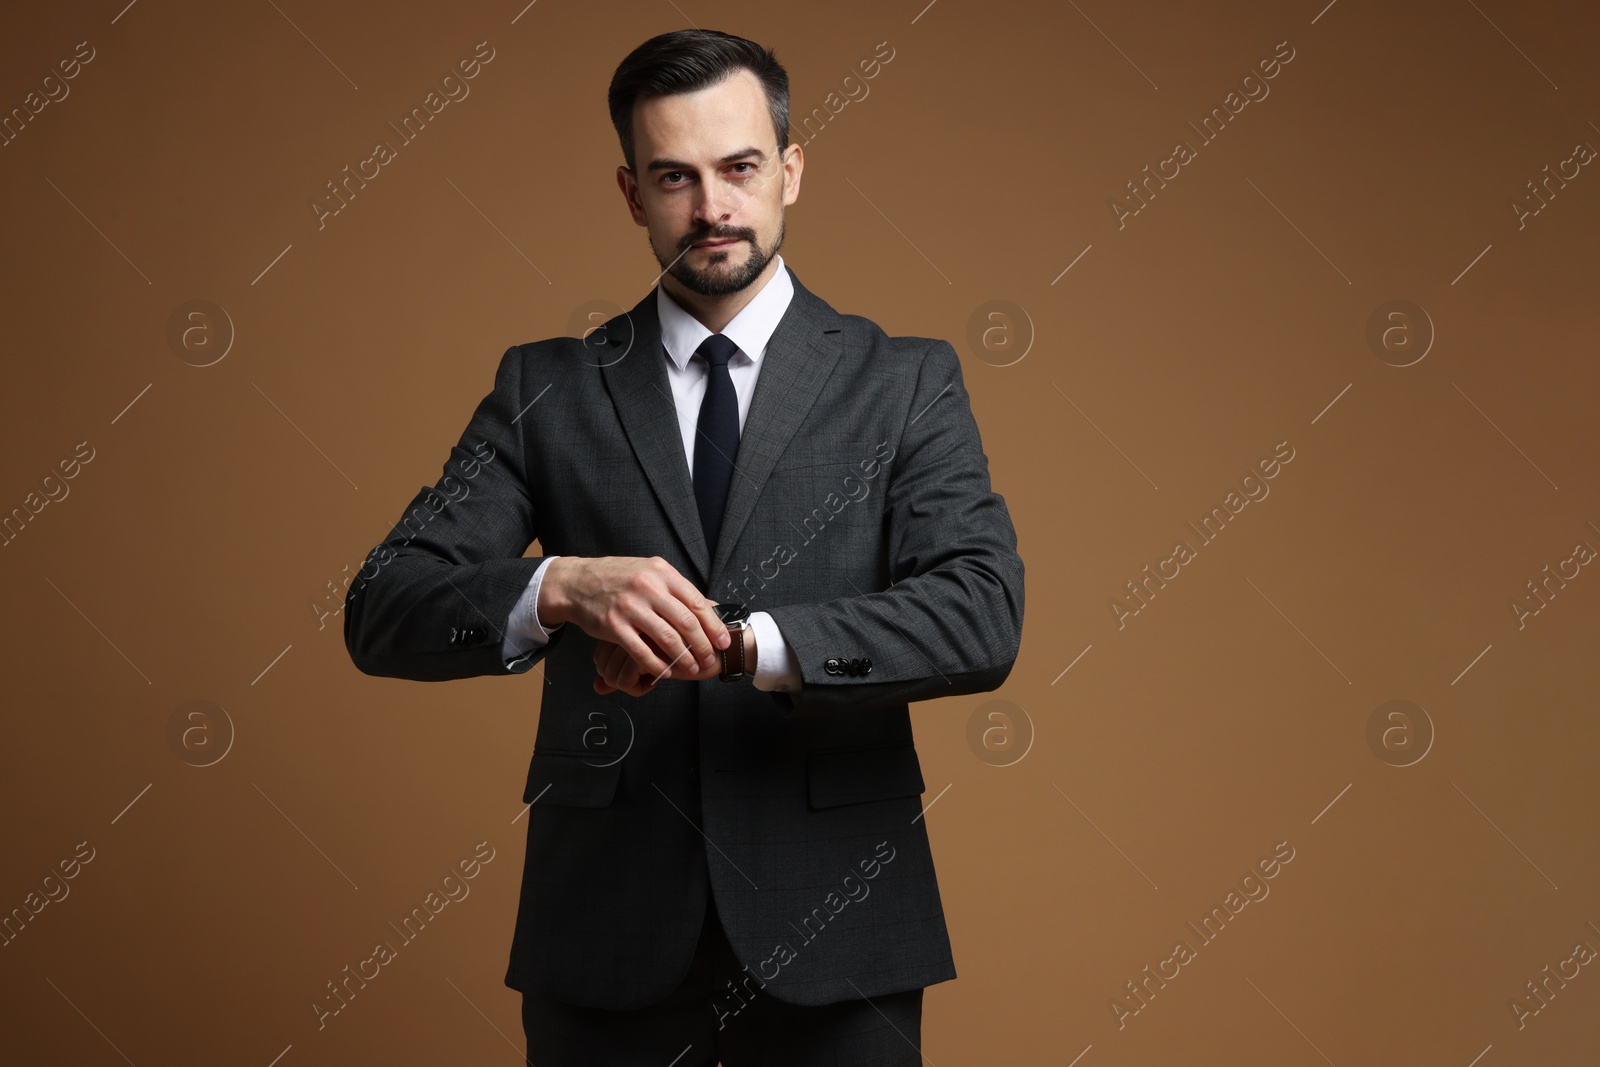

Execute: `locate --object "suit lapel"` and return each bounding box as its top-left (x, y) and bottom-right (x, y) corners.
top-left (597, 265), bottom-right (844, 591)
top-left (599, 286), bottom-right (713, 583)
top-left (711, 269), bottom-right (843, 582)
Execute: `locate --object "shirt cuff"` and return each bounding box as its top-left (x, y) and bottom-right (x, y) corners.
top-left (501, 556), bottom-right (562, 669)
top-left (748, 610), bottom-right (801, 693)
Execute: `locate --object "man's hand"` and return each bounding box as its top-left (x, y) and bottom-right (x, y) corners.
top-left (537, 556), bottom-right (729, 692)
top-left (592, 622), bottom-right (758, 696)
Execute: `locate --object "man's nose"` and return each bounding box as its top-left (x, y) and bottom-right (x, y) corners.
top-left (694, 182), bottom-right (738, 230)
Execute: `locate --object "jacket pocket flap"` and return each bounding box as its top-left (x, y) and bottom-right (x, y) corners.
top-left (807, 742), bottom-right (926, 809)
top-left (523, 750), bottom-right (623, 806)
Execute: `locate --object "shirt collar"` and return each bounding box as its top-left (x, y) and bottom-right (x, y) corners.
top-left (656, 253), bottom-right (794, 371)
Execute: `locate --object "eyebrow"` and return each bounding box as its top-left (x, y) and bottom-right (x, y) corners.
top-left (645, 147), bottom-right (767, 173)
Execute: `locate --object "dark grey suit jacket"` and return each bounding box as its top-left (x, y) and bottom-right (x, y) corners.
top-left (343, 264), bottom-right (1024, 1009)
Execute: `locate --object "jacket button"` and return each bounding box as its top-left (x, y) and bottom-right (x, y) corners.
top-left (688, 765), bottom-right (701, 782)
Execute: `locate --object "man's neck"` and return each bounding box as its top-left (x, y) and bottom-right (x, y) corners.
top-left (660, 257), bottom-right (781, 334)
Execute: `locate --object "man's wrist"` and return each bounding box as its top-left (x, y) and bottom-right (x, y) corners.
top-left (535, 556), bottom-right (570, 630)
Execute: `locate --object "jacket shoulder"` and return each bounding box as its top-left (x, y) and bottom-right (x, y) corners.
top-left (510, 336), bottom-right (594, 362)
top-left (832, 311), bottom-right (949, 370)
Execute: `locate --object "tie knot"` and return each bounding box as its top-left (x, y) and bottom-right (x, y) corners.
top-left (695, 333), bottom-right (740, 369)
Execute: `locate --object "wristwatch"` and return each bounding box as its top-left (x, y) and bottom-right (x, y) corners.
top-left (713, 602), bottom-right (750, 682)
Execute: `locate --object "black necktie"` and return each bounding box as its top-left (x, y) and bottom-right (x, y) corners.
top-left (692, 333), bottom-right (741, 553)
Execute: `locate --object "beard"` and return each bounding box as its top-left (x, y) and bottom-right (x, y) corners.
top-left (652, 214), bottom-right (785, 297)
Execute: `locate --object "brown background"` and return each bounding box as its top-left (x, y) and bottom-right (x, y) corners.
top-left (3, 0), bottom-right (1598, 1063)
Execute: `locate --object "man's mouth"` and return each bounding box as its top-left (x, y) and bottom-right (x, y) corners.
top-left (693, 237), bottom-right (741, 249)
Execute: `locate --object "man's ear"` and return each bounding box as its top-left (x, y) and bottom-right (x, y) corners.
top-left (781, 143), bottom-right (804, 206)
top-left (617, 165), bottom-right (647, 226)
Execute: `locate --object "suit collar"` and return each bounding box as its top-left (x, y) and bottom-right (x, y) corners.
top-left (599, 262), bottom-right (845, 589)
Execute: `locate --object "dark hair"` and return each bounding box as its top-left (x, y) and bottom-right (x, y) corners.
top-left (608, 29), bottom-right (789, 173)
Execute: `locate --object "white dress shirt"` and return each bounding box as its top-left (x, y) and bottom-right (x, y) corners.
top-left (500, 254), bottom-right (803, 693)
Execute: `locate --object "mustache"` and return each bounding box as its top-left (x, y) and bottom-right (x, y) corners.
top-left (682, 228), bottom-right (754, 249)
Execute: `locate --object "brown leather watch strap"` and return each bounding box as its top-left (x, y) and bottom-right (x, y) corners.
top-left (713, 602), bottom-right (750, 681)
top-left (720, 625), bottom-right (746, 680)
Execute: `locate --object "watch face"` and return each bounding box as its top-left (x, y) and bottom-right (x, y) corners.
top-left (715, 601), bottom-right (750, 625)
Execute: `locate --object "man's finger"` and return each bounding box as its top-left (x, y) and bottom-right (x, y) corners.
top-left (610, 643), bottom-right (646, 689)
top-left (616, 622), bottom-right (672, 678)
top-left (641, 613), bottom-right (697, 679)
top-left (594, 642), bottom-right (620, 689)
top-left (614, 643), bottom-right (648, 691)
top-left (601, 640), bottom-right (655, 697)
top-left (663, 571), bottom-right (729, 663)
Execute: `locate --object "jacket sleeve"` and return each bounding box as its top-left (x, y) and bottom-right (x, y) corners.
top-left (343, 344), bottom-right (565, 681)
top-left (762, 339), bottom-right (1024, 717)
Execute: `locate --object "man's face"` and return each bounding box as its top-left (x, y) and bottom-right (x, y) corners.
top-left (618, 68), bottom-right (802, 297)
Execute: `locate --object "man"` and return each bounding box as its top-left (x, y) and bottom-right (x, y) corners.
top-left (344, 27), bottom-right (1024, 1067)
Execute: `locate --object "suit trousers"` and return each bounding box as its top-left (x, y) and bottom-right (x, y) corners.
top-left (519, 883), bottom-right (925, 1066)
